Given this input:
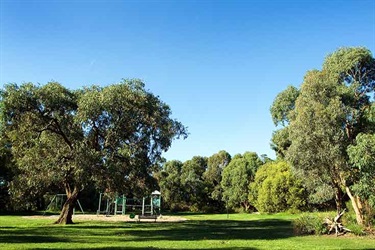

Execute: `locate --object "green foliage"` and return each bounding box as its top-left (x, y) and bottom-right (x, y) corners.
top-left (293, 214), bottom-right (328, 235)
top-left (203, 150), bottom-right (231, 210)
top-left (180, 156), bottom-right (208, 210)
top-left (270, 127), bottom-right (291, 159)
top-left (348, 133), bottom-right (375, 209)
top-left (221, 152), bottom-right (262, 211)
top-left (249, 161), bottom-right (307, 213)
top-left (270, 85), bottom-right (299, 126)
top-left (158, 160), bottom-right (185, 211)
top-left (1, 80), bottom-right (187, 219)
top-left (271, 47), bottom-right (375, 223)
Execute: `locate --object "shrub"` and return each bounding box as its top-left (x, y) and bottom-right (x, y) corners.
top-left (293, 214), bottom-right (328, 235)
top-left (249, 160), bottom-right (307, 213)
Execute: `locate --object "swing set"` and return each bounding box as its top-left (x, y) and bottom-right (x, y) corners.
top-left (96, 190), bottom-right (161, 218)
top-left (43, 194), bottom-right (84, 215)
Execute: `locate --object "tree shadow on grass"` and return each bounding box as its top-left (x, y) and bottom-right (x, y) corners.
top-left (0, 218), bottom-right (293, 247)
top-left (0, 235), bottom-right (70, 244)
top-left (122, 219), bottom-right (294, 241)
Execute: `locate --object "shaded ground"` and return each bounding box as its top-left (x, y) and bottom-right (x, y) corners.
top-left (23, 214), bottom-right (187, 222)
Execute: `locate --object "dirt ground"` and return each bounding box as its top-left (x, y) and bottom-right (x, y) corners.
top-left (24, 214), bottom-right (187, 222)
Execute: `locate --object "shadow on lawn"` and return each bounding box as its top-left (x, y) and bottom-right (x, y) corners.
top-left (0, 218), bottom-right (293, 247)
top-left (124, 219), bottom-right (294, 241)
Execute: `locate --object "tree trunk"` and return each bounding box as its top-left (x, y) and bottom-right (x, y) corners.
top-left (334, 185), bottom-right (344, 213)
top-left (345, 186), bottom-right (364, 225)
top-left (55, 187), bottom-right (79, 224)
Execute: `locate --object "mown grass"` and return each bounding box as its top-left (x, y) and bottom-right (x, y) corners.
top-left (0, 213), bottom-right (374, 249)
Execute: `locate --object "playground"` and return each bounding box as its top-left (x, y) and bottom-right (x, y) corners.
top-left (24, 214), bottom-right (187, 222)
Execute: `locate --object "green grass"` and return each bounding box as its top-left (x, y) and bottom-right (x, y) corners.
top-left (0, 213), bottom-right (374, 249)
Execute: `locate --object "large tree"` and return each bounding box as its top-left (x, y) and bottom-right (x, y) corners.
top-left (1, 79), bottom-right (187, 224)
top-left (276, 47), bottom-right (375, 225)
top-left (347, 133), bottom-right (375, 224)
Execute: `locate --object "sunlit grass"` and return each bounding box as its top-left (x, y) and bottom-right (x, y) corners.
top-left (0, 213), bottom-right (373, 249)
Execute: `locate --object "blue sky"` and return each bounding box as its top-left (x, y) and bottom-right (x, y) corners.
top-left (1, 0), bottom-right (374, 162)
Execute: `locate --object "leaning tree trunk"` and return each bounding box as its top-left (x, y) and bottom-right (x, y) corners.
top-left (55, 186), bottom-right (79, 224)
top-left (345, 186), bottom-right (364, 225)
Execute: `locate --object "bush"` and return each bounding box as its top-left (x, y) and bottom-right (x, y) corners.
top-left (293, 214), bottom-right (329, 235)
top-left (249, 160), bottom-right (307, 213)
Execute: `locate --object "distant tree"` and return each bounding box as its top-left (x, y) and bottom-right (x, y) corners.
top-left (249, 160), bottom-right (306, 213)
top-left (203, 150), bottom-right (231, 210)
top-left (157, 160), bottom-right (185, 211)
top-left (180, 156), bottom-right (207, 211)
top-left (221, 152), bottom-right (262, 212)
top-left (1, 80), bottom-right (187, 224)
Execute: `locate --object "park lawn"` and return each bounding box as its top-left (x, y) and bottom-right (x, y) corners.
top-left (0, 213), bottom-right (374, 250)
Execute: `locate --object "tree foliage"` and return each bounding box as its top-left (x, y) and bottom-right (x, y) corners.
top-left (221, 152), bottom-right (262, 212)
top-left (203, 150), bottom-right (231, 209)
top-left (270, 85), bottom-right (299, 158)
top-left (1, 80), bottom-right (187, 223)
top-left (157, 160), bottom-right (185, 211)
top-left (180, 156), bottom-right (208, 211)
top-left (272, 47), bottom-right (375, 224)
top-left (348, 133), bottom-right (375, 209)
top-left (249, 160), bottom-right (306, 213)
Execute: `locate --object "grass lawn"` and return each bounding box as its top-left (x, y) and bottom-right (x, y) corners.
top-left (0, 213), bottom-right (374, 249)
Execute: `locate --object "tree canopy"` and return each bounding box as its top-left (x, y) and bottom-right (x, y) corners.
top-left (221, 152), bottom-right (262, 212)
top-left (0, 79), bottom-right (187, 224)
top-left (271, 47), bottom-right (375, 225)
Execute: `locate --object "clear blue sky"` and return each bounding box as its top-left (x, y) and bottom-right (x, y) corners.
top-left (1, 0), bottom-right (374, 162)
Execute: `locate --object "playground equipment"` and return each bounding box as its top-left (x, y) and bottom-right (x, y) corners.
top-left (43, 194), bottom-right (84, 215)
top-left (96, 190), bottom-right (161, 217)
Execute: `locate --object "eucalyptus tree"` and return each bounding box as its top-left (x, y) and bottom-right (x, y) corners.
top-left (180, 156), bottom-right (207, 211)
top-left (1, 79), bottom-right (187, 224)
top-left (270, 85), bottom-right (299, 158)
top-left (157, 160), bottom-right (185, 210)
top-left (221, 152), bottom-right (262, 212)
top-left (276, 47), bottom-right (375, 224)
top-left (348, 133), bottom-right (375, 223)
top-left (203, 150), bottom-right (231, 210)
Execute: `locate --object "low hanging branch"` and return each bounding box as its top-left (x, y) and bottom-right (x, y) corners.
top-left (324, 209), bottom-right (351, 236)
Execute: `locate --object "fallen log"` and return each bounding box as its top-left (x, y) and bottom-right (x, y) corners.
top-left (324, 209), bottom-right (351, 236)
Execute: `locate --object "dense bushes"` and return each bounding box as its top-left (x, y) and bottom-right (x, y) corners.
top-left (249, 161), bottom-right (307, 213)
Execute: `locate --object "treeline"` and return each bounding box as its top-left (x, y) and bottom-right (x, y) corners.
top-left (156, 152), bottom-right (308, 214)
